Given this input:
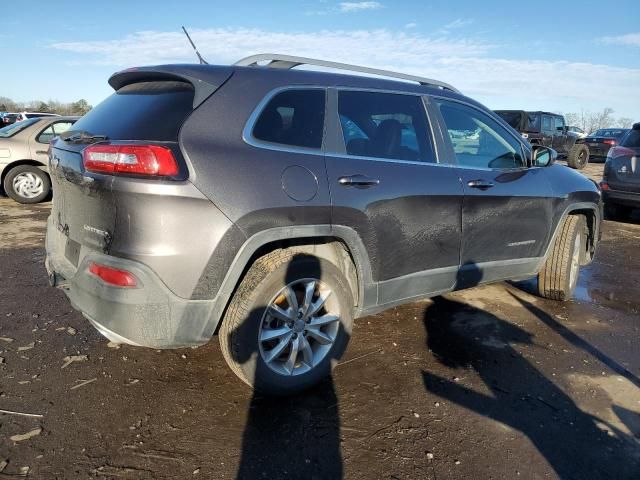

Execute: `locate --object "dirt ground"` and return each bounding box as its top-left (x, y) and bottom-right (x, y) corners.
top-left (1, 162), bottom-right (639, 479)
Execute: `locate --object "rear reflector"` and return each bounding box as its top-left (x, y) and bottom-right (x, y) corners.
top-left (89, 262), bottom-right (138, 288)
top-left (83, 144), bottom-right (178, 176)
top-left (607, 146), bottom-right (636, 160)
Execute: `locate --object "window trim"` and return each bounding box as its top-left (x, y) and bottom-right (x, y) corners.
top-left (242, 86), bottom-right (328, 155)
top-left (429, 95), bottom-right (531, 171)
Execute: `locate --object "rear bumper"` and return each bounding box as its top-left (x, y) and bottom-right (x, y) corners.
top-left (45, 216), bottom-right (217, 348)
top-left (603, 189), bottom-right (640, 208)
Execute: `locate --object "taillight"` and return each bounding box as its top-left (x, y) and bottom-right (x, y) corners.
top-left (83, 144), bottom-right (178, 176)
top-left (88, 262), bottom-right (138, 288)
top-left (600, 181), bottom-right (610, 190)
top-left (607, 146), bottom-right (635, 160)
top-left (603, 139), bottom-right (616, 146)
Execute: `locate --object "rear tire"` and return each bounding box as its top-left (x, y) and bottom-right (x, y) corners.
top-left (567, 144), bottom-right (589, 169)
top-left (537, 215), bottom-right (585, 301)
top-left (3, 165), bottom-right (51, 204)
top-left (219, 249), bottom-right (354, 396)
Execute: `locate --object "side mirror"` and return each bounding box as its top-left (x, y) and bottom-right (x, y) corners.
top-left (531, 145), bottom-right (557, 167)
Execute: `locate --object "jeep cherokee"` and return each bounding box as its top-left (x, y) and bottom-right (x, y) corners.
top-left (45, 55), bottom-right (602, 395)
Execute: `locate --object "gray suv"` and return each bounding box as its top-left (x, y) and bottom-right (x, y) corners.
top-left (45, 54), bottom-right (602, 395)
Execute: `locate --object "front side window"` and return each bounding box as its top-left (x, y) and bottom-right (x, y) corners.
top-left (436, 100), bottom-right (525, 169)
top-left (337, 90), bottom-right (434, 162)
top-left (527, 113), bottom-right (541, 131)
top-left (252, 89), bottom-right (326, 149)
top-left (554, 116), bottom-right (564, 130)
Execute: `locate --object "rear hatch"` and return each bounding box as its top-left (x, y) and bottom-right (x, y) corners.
top-left (604, 128), bottom-right (640, 193)
top-left (49, 66), bottom-right (232, 266)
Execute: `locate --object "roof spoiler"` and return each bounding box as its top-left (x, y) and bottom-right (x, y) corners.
top-left (108, 65), bottom-right (233, 108)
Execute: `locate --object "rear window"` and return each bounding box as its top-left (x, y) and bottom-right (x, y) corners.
top-left (251, 89), bottom-right (326, 149)
top-left (622, 130), bottom-right (640, 148)
top-left (69, 81), bottom-right (194, 141)
top-left (594, 129), bottom-right (627, 138)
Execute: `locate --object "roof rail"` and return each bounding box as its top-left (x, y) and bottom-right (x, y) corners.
top-left (235, 53), bottom-right (460, 93)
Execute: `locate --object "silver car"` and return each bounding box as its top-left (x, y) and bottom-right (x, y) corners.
top-left (0, 116), bottom-right (78, 203)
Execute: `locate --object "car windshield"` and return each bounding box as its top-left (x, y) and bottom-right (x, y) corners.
top-left (593, 129), bottom-right (626, 138)
top-left (0, 118), bottom-right (40, 137)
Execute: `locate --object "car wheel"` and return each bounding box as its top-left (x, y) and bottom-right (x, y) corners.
top-left (219, 249), bottom-right (354, 396)
top-left (604, 202), bottom-right (632, 220)
top-left (3, 165), bottom-right (51, 204)
top-left (537, 215), bottom-right (586, 301)
top-left (567, 144), bottom-right (589, 169)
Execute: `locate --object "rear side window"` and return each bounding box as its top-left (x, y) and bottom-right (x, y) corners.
top-left (252, 89), bottom-right (326, 149)
top-left (69, 81), bottom-right (194, 141)
top-left (337, 90), bottom-right (434, 162)
top-left (37, 122), bottom-right (75, 143)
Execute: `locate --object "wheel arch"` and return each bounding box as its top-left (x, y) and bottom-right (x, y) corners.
top-left (545, 203), bottom-right (601, 267)
top-left (210, 225), bottom-right (375, 334)
top-left (1, 159), bottom-right (49, 186)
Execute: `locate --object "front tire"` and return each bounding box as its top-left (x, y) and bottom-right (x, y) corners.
top-left (219, 249), bottom-right (354, 396)
top-left (537, 215), bottom-right (585, 301)
top-left (567, 144), bottom-right (589, 169)
top-left (3, 165), bottom-right (51, 204)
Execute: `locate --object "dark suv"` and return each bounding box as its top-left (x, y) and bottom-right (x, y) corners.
top-left (46, 55), bottom-right (602, 395)
top-left (601, 122), bottom-right (640, 218)
top-left (494, 110), bottom-right (585, 168)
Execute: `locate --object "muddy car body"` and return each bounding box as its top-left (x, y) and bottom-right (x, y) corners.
top-left (46, 55), bottom-right (602, 394)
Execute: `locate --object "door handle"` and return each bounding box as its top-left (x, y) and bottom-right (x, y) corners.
top-left (338, 175), bottom-right (380, 188)
top-left (36, 150), bottom-right (48, 155)
top-left (467, 179), bottom-right (495, 190)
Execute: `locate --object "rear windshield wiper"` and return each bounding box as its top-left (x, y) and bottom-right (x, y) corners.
top-left (61, 131), bottom-right (109, 144)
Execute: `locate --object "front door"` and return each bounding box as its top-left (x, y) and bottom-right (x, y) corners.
top-left (326, 89), bottom-right (463, 306)
top-left (433, 99), bottom-right (554, 287)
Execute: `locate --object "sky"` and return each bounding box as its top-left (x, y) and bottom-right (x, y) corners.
top-left (3, 0), bottom-right (640, 119)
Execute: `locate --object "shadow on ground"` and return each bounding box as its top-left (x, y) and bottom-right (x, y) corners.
top-left (422, 291), bottom-right (640, 479)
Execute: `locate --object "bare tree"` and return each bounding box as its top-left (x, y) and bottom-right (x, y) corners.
top-left (616, 117), bottom-right (634, 129)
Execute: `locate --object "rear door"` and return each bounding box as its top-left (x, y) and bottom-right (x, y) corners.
top-left (606, 128), bottom-right (640, 193)
top-left (325, 89), bottom-right (463, 305)
top-left (433, 99), bottom-right (554, 286)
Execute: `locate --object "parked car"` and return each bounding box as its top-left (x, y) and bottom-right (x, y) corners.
top-left (45, 55), bottom-right (602, 395)
top-left (575, 128), bottom-right (630, 163)
top-left (2, 113), bottom-right (20, 126)
top-left (15, 112), bottom-right (61, 122)
top-left (567, 126), bottom-right (587, 138)
top-left (601, 123), bottom-right (640, 218)
top-left (0, 116), bottom-right (78, 203)
top-left (493, 110), bottom-right (588, 168)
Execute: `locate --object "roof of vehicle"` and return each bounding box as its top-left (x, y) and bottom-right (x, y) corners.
top-left (495, 110), bottom-right (563, 117)
top-left (108, 58), bottom-right (477, 108)
top-left (21, 112), bottom-right (61, 115)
